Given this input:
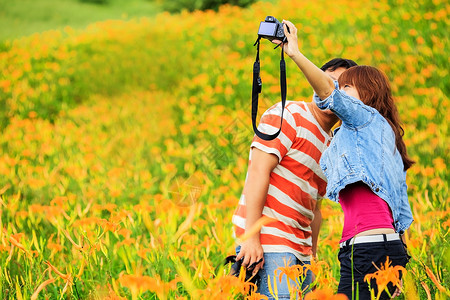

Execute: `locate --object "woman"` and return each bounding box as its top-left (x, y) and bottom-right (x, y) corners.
top-left (279, 20), bottom-right (414, 299)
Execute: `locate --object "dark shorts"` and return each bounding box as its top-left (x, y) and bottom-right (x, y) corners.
top-left (337, 237), bottom-right (410, 300)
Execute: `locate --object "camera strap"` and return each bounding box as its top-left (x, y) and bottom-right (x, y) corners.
top-left (252, 37), bottom-right (287, 140)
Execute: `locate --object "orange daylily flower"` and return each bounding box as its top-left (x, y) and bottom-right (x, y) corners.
top-left (43, 261), bottom-right (73, 297)
top-left (245, 292), bottom-right (269, 300)
top-left (8, 234), bottom-right (32, 258)
top-left (306, 259), bottom-right (329, 277)
top-left (45, 261), bottom-right (72, 282)
top-left (275, 258), bottom-right (306, 283)
top-left (305, 288), bottom-right (348, 300)
top-left (119, 273), bottom-right (179, 299)
top-left (97, 283), bottom-right (127, 300)
top-left (364, 257), bottom-right (406, 299)
top-left (200, 274), bottom-right (257, 298)
top-left (424, 265), bottom-right (449, 295)
top-left (30, 278), bottom-right (57, 300)
top-left (421, 281), bottom-right (432, 300)
top-left (62, 229), bottom-right (84, 251)
top-left (47, 234), bottom-right (63, 252)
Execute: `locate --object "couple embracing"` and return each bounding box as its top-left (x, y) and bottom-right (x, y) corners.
top-left (232, 20), bottom-right (414, 300)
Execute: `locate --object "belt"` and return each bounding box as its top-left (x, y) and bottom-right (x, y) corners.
top-left (339, 233), bottom-right (400, 248)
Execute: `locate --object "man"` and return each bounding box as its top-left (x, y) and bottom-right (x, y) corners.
top-left (232, 58), bottom-right (357, 298)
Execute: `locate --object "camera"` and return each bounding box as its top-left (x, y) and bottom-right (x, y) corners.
top-left (252, 16), bottom-right (289, 141)
top-left (225, 255), bottom-right (260, 285)
top-left (258, 16), bottom-right (287, 43)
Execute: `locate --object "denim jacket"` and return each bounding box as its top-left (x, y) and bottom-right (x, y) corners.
top-left (314, 82), bottom-right (414, 233)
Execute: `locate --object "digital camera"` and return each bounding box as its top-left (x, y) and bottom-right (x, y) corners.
top-left (257, 16), bottom-right (287, 43)
top-left (225, 255), bottom-right (260, 285)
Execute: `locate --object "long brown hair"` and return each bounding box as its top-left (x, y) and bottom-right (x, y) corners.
top-left (338, 65), bottom-right (414, 170)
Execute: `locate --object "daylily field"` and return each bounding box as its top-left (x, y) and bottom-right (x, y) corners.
top-left (0, 0), bottom-right (448, 299)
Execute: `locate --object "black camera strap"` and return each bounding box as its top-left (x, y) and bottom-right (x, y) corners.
top-left (252, 37), bottom-right (287, 141)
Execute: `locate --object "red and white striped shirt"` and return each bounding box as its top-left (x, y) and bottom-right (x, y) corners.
top-left (233, 101), bottom-right (331, 260)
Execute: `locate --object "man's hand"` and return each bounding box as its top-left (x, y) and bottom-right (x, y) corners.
top-left (236, 237), bottom-right (265, 275)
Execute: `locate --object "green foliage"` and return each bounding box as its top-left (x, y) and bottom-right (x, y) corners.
top-left (157, 0), bottom-right (256, 13)
top-left (0, 0), bottom-right (161, 41)
top-left (79, 0), bottom-right (110, 4)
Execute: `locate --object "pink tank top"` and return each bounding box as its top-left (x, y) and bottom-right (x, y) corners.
top-left (339, 182), bottom-right (394, 243)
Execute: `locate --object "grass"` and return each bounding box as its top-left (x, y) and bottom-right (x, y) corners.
top-left (0, 0), bottom-right (162, 41)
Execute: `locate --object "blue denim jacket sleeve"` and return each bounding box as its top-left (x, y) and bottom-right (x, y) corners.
top-left (314, 81), bottom-right (375, 128)
top-left (397, 180), bottom-right (414, 233)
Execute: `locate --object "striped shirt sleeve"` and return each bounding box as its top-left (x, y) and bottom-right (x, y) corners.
top-left (251, 102), bottom-right (297, 162)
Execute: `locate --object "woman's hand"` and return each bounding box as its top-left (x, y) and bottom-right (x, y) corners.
top-left (273, 20), bottom-right (335, 100)
top-left (392, 279), bottom-right (403, 298)
top-left (281, 20), bottom-right (300, 57)
top-left (235, 237), bottom-right (265, 276)
top-left (276, 20), bottom-right (300, 58)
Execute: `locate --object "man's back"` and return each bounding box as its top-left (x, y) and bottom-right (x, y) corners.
top-left (233, 101), bottom-right (330, 259)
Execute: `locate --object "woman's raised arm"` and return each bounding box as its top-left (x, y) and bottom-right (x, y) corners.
top-left (281, 20), bottom-right (335, 100)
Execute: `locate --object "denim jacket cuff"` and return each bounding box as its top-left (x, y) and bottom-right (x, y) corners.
top-left (395, 219), bottom-right (413, 234)
top-left (314, 89), bottom-right (337, 110)
top-left (313, 80), bottom-right (339, 110)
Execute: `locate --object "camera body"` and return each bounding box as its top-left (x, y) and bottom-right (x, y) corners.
top-left (225, 255), bottom-right (260, 285)
top-left (258, 16), bottom-right (287, 43)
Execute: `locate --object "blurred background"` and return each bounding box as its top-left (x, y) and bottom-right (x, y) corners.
top-left (0, 0), bottom-right (259, 40)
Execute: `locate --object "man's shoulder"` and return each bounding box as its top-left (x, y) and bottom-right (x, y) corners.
top-left (286, 100), bottom-right (310, 113)
top-left (267, 100), bottom-right (310, 115)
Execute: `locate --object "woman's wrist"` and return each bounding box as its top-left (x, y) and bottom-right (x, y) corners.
top-left (288, 50), bottom-right (303, 61)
